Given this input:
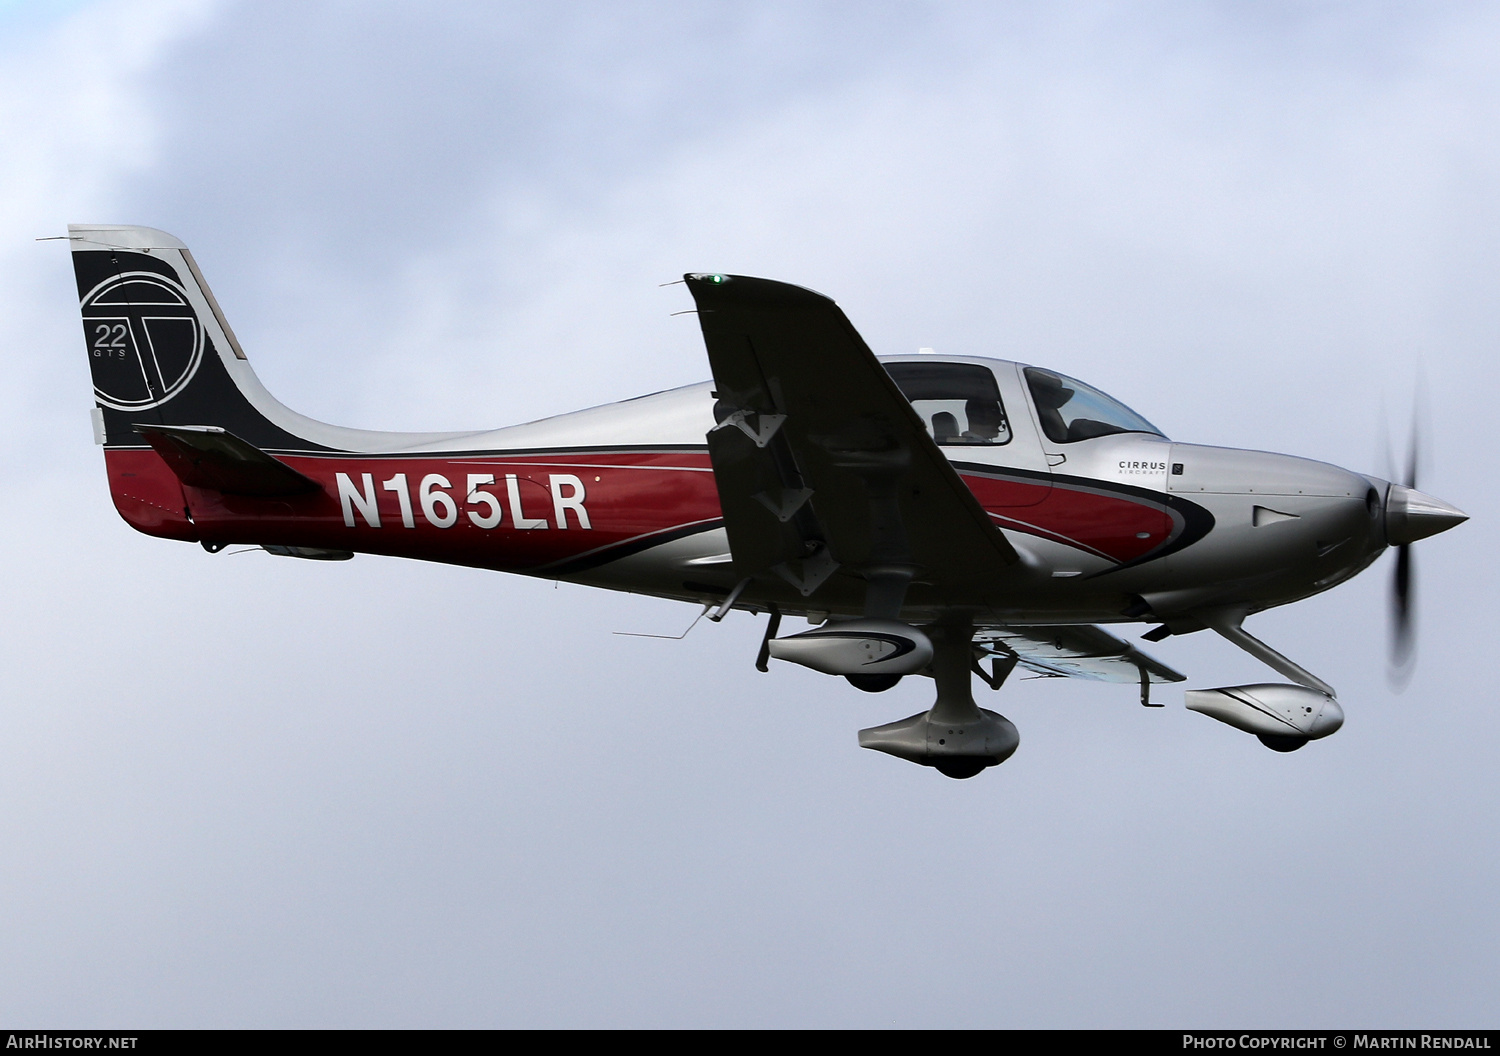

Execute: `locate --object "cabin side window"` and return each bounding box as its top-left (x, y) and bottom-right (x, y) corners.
top-left (884, 362), bottom-right (1012, 446)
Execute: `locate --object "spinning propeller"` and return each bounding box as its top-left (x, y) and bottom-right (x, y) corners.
top-left (1382, 408), bottom-right (1467, 686)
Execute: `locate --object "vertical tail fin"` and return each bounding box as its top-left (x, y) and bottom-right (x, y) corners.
top-left (69, 226), bottom-right (485, 541)
top-left (69, 224), bottom-right (324, 452)
top-left (70, 225), bottom-right (335, 541)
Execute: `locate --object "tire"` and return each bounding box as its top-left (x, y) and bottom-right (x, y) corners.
top-left (845, 673), bottom-right (903, 693)
top-left (932, 758), bottom-right (990, 779)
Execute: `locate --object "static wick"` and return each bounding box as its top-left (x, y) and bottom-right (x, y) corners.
top-left (613, 603), bottom-right (712, 640)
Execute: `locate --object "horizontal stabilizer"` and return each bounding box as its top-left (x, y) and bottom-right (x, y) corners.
top-left (135, 424), bottom-right (321, 497)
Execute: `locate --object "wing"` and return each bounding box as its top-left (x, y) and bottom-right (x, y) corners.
top-left (978, 624), bottom-right (1185, 684)
top-left (684, 273), bottom-right (1019, 603)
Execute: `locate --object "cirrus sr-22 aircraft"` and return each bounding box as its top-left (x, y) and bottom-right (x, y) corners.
top-left (65, 224), bottom-right (1468, 778)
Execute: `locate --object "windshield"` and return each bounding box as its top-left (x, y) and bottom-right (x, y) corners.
top-left (1024, 367), bottom-right (1165, 443)
top-left (884, 361), bottom-right (1011, 446)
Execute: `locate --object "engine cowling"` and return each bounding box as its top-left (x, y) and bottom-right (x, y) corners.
top-left (766, 618), bottom-right (934, 676)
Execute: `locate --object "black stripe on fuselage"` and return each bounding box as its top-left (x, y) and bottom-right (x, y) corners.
top-left (538, 518), bottom-right (726, 576)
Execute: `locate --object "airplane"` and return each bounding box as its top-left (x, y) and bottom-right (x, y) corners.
top-left (64, 224), bottom-right (1468, 778)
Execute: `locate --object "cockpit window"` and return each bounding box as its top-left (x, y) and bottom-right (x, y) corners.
top-left (884, 362), bottom-right (1011, 446)
top-left (1024, 367), bottom-right (1166, 444)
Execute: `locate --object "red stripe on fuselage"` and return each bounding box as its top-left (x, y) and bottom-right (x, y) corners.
top-left (961, 472), bottom-right (1177, 564)
top-left (208, 450), bottom-right (722, 572)
top-left (103, 447), bottom-right (1179, 569)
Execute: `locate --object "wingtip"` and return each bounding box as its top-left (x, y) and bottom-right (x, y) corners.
top-left (682, 272), bottom-right (834, 305)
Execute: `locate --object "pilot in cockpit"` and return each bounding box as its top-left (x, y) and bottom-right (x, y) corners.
top-left (962, 398), bottom-right (1006, 443)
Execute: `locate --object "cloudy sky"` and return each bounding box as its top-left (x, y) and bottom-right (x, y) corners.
top-left (0, 0), bottom-right (1494, 1027)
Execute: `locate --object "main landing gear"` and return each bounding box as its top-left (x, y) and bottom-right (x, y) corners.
top-left (760, 605), bottom-right (1018, 778)
top-left (856, 618), bottom-right (1019, 779)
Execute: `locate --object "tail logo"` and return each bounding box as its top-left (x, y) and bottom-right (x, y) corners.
top-left (81, 271), bottom-right (205, 411)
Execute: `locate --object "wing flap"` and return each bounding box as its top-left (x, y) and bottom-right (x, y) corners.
top-left (705, 405), bottom-right (830, 586)
top-left (979, 625), bottom-right (1186, 684)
